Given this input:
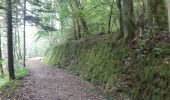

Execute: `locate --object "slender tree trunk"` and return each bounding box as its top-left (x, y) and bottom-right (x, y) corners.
top-left (108, 5), bottom-right (113, 33)
top-left (14, 9), bottom-right (18, 61)
top-left (108, 0), bottom-right (114, 33)
top-left (73, 20), bottom-right (77, 39)
top-left (147, 0), bottom-right (154, 27)
top-left (23, 0), bottom-right (26, 67)
top-left (14, 29), bottom-right (18, 60)
top-left (79, 16), bottom-right (89, 34)
top-left (17, 32), bottom-right (22, 59)
top-left (15, 5), bottom-right (22, 60)
top-left (76, 0), bottom-right (89, 34)
top-left (76, 20), bottom-right (81, 39)
top-left (6, 0), bottom-right (15, 80)
top-left (168, 0), bottom-right (170, 32)
top-left (0, 33), bottom-right (4, 77)
top-left (14, 30), bottom-right (20, 62)
top-left (14, 7), bottom-right (19, 62)
top-left (117, 0), bottom-right (124, 38)
top-left (68, 0), bottom-right (81, 39)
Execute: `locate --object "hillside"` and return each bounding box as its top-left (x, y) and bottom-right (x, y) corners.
top-left (44, 33), bottom-right (170, 99)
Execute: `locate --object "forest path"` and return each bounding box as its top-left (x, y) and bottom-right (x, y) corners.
top-left (13, 58), bottom-right (105, 100)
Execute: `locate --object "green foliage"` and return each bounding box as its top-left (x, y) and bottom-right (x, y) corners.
top-left (132, 57), bottom-right (170, 100)
top-left (44, 35), bottom-right (128, 93)
top-left (35, 30), bottom-right (49, 41)
top-left (130, 39), bottom-right (170, 100)
top-left (34, 0), bottom-right (170, 99)
top-left (77, 42), bottom-right (126, 92)
top-left (0, 77), bottom-right (8, 88)
top-left (44, 33), bottom-right (170, 99)
top-left (0, 59), bottom-right (4, 64)
top-left (0, 67), bottom-right (28, 90)
top-left (44, 45), bottom-right (65, 65)
top-left (15, 67), bottom-right (29, 79)
top-left (0, 67), bottom-right (28, 98)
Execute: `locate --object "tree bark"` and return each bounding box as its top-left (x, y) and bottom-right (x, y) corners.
top-left (108, 0), bottom-right (114, 34)
top-left (17, 32), bottom-right (22, 60)
top-left (147, 0), bottom-right (168, 30)
top-left (68, 0), bottom-right (81, 39)
top-left (120, 0), bottom-right (135, 42)
top-left (75, 0), bottom-right (89, 35)
top-left (0, 32), bottom-right (4, 77)
top-left (6, 0), bottom-right (15, 80)
top-left (23, 0), bottom-right (26, 67)
top-left (168, 0), bottom-right (170, 32)
top-left (117, 0), bottom-right (124, 38)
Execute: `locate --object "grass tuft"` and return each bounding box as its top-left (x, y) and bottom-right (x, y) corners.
top-left (0, 67), bottom-right (28, 96)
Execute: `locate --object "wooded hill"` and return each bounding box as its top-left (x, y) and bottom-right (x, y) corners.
top-left (43, 0), bottom-right (170, 99)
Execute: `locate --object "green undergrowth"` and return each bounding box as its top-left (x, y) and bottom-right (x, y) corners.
top-left (44, 34), bottom-right (128, 93)
top-left (44, 34), bottom-right (170, 100)
top-left (131, 43), bottom-right (170, 100)
top-left (0, 67), bottom-right (28, 95)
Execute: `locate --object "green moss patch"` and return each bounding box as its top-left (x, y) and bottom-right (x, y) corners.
top-left (44, 34), bottom-right (170, 99)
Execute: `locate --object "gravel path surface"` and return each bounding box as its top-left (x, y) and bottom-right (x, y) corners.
top-left (12, 58), bottom-right (105, 100)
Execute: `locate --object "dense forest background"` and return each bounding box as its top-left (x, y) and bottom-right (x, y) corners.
top-left (0, 0), bottom-right (170, 99)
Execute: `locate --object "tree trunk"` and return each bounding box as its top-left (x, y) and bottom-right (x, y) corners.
top-left (147, 0), bottom-right (154, 26)
top-left (15, 5), bottom-right (22, 60)
top-left (0, 33), bottom-right (4, 77)
top-left (117, 0), bottom-right (124, 38)
top-left (75, 20), bottom-right (81, 39)
top-left (79, 16), bottom-right (89, 34)
top-left (17, 32), bottom-right (22, 60)
top-left (6, 0), bottom-right (15, 80)
top-left (147, 0), bottom-right (168, 30)
top-left (23, 0), bottom-right (26, 67)
top-left (75, 0), bottom-right (89, 35)
top-left (68, 0), bottom-right (81, 39)
top-left (121, 0), bottom-right (135, 42)
top-left (14, 29), bottom-right (19, 61)
top-left (108, 0), bottom-right (114, 33)
top-left (168, 0), bottom-right (170, 32)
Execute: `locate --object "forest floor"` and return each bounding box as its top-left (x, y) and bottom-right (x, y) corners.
top-left (4, 58), bottom-right (105, 100)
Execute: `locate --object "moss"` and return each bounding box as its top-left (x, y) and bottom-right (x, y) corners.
top-left (44, 34), bottom-right (170, 99)
top-left (44, 35), bottom-right (127, 93)
top-left (131, 43), bottom-right (170, 100)
top-left (0, 67), bottom-right (28, 96)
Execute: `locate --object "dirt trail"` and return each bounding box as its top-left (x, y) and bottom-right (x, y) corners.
top-left (11, 58), bottom-right (105, 100)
